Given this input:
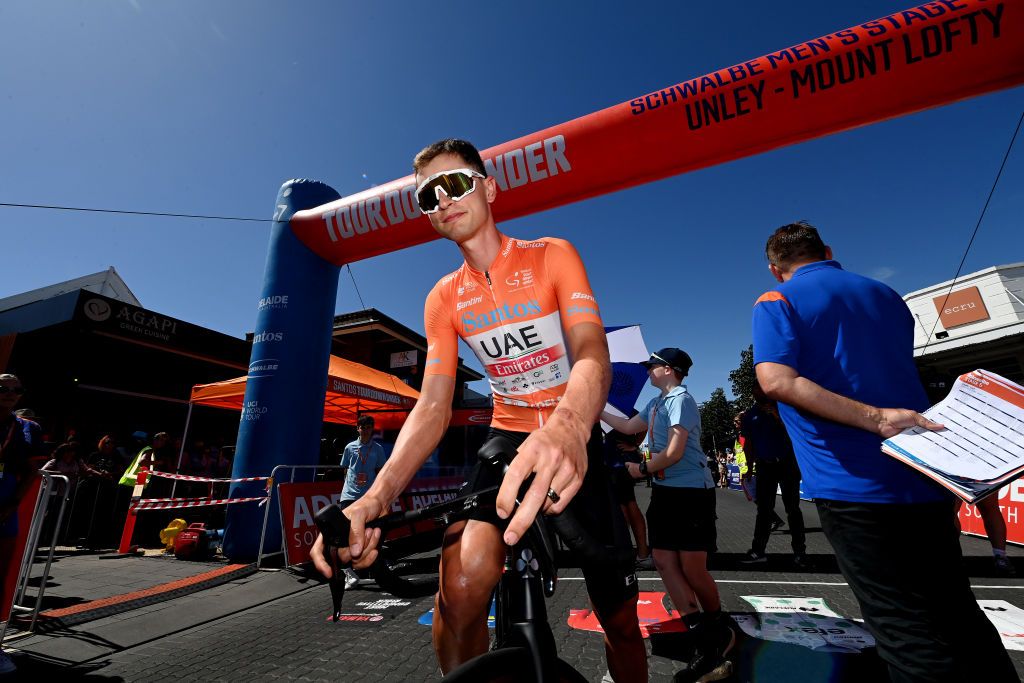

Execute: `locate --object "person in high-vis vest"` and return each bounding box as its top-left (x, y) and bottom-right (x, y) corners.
top-left (119, 432), bottom-right (168, 487)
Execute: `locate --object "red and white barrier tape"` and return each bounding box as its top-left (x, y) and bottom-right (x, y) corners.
top-left (146, 470), bottom-right (268, 484)
top-left (131, 495), bottom-right (268, 512)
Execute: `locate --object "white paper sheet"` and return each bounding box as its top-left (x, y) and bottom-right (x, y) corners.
top-left (883, 370), bottom-right (1024, 483)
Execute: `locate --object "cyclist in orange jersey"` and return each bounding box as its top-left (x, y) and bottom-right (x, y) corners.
top-left (313, 139), bottom-right (646, 681)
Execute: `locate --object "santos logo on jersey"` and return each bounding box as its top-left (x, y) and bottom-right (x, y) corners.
top-left (461, 300), bottom-right (543, 333)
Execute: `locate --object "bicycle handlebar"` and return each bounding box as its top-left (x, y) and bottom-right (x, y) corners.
top-left (313, 445), bottom-right (633, 620)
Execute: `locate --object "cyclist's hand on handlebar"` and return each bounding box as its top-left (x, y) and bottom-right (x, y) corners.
top-left (345, 496), bottom-right (386, 570)
top-left (496, 418), bottom-right (588, 546)
top-left (310, 496), bottom-right (386, 578)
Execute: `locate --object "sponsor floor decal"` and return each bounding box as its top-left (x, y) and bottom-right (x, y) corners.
top-left (736, 596), bottom-right (874, 653)
top-left (325, 597), bottom-right (413, 625)
top-left (568, 592), bottom-right (686, 638)
top-left (979, 600), bottom-right (1024, 651)
top-left (419, 599), bottom-right (495, 628)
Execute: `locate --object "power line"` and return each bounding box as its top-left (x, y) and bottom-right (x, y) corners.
top-left (0, 202), bottom-right (268, 223)
top-left (921, 108), bottom-right (1024, 356)
top-left (348, 266), bottom-right (368, 311)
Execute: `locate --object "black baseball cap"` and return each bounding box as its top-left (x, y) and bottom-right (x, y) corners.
top-left (640, 347), bottom-right (693, 375)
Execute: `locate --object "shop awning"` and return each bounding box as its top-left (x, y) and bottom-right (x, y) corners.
top-left (190, 355), bottom-right (420, 429)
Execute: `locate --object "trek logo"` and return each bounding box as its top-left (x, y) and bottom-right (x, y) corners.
top-left (570, 292), bottom-right (596, 302)
top-left (456, 296), bottom-right (484, 311)
top-left (462, 300), bottom-right (542, 332)
top-left (253, 331), bottom-right (284, 343)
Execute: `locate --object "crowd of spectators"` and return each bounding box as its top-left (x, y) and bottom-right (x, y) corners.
top-left (7, 410), bottom-right (237, 549)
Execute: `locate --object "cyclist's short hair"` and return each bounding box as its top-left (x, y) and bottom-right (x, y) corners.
top-left (765, 221), bottom-right (828, 270)
top-left (413, 139), bottom-right (487, 177)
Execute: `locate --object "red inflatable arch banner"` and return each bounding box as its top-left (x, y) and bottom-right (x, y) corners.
top-left (291, 0), bottom-right (1023, 266)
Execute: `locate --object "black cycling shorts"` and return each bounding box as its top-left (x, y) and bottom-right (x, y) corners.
top-left (458, 426), bottom-right (638, 616)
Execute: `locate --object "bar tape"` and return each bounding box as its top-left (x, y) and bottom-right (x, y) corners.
top-left (146, 470), bottom-right (269, 484)
top-left (130, 495), bottom-right (268, 511)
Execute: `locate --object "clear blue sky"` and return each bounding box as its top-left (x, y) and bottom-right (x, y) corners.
top-left (2, 1), bottom-right (1022, 409)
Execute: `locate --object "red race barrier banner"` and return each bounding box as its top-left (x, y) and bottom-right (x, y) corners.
top-left (959, 480), bottom-right (1024, 546)
top-left (290, 0), bottom-right (1024, 266)
top-left (278, 476), bottom-right (465, 563)
top-left (278, 481), bottom-right (345, 565)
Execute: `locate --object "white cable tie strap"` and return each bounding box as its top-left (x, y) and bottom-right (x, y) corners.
top-left (130, 495), bottom-right (268, 512)
top-left (146, 470), bottom-right (269, 484)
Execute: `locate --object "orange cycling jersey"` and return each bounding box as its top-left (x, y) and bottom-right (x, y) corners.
top-left (424, 234), bottom-right (604, 432)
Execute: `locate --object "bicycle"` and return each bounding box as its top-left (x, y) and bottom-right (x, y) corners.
top-left (315, 442), bottom-right (628, 682)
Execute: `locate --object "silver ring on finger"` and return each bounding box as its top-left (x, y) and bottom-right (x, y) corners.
top-left (546, 488), bottom-right (561, 504)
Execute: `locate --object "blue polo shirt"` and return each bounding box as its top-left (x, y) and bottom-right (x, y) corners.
top-left (751, 260), bottom-right (947, 504)
top-left (638, 386), bottom-right (715, 489)
top-left (339, 438), bottom-right (387, 502)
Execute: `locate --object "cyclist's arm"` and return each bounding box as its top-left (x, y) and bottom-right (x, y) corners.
top-left (498, 319), bottom-right (610, 545)
top-left (311, 375), bottom-right (454, 575)
top-left (312, 283), bottom-right (460, 575)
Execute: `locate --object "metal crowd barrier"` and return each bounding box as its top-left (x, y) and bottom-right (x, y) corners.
top-left (256, 464), bottom-right (345, 569)
top-left (1, 471), bottom-right (70, 640)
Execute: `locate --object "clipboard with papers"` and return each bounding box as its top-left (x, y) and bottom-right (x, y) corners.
top-left (882, 370), bottom-right (1024, 504)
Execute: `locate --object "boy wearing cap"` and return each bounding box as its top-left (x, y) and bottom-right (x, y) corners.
top-left (602, 349), bottom-right (734, 682)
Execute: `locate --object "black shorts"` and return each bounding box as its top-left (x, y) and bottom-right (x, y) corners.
top-left (647, 485), bottom-right (717, 553)
top-left (610, 466), bottom-right (637, 505)
top-left (459, 426), bottom-right (638, 616)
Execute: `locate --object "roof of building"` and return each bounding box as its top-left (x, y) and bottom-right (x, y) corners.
top-left (0, 266), bottom-right (140, 314)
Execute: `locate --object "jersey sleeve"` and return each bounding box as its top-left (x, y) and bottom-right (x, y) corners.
top-left (423, 277), bottom-right (460, 378)
top-left (752, 291), bottom-right (800, 369)
top-left (544, 238), bottom-right (603, 330)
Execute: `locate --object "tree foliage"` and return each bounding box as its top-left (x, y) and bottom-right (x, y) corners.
top-left (699, 387), bottom-right (736, 456)
top-left (728, 344), bottom-right (756, 413)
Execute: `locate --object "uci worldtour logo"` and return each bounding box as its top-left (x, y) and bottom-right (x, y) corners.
top-left (258, 295), bottom-right (289, 311)
top-left (462, 300), bottom-right (542, 333)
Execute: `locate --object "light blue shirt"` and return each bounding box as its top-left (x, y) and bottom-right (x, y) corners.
top-left (639, 386), bottom-right (714, 489)
top-left (340, 438), bottom-right (387, 502)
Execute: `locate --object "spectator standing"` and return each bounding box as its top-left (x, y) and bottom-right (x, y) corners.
top-left (84, 435), bottom-right (124, 547)
top-left (738, 383), bottom-right (806, 566)
top-left (118, 432), bottom-right (171, 546)
top-left (603, 428), bottom-right (653, 570)
top-left (954, 495), bottom-right (1016, 576)
top-left (0, 374), bottom-right (39, 675)
top-left (602, 348), bottom-right (735, 681)
top-left (338, 416), bottom-right (387, 588)
top-left (752, 221), bottom-right (1016, 682)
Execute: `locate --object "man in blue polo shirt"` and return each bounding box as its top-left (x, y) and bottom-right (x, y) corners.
top-left (338, 415), bottom-right (387, 588)
top-left (752, 222), bottom-right (1015, 683)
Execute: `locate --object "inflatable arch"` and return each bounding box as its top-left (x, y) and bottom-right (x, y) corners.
top-left (225, 0), bottom-right (1024, 560)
